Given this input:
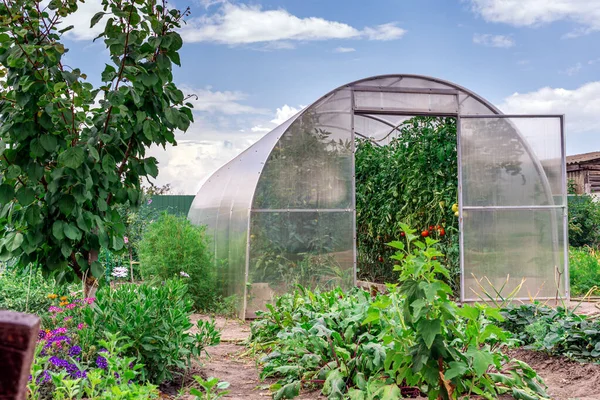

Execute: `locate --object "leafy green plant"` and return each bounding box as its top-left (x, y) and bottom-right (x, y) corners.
top-left (0, 0), bottom-right (193, 291)
top-left (81, 280), bottom-right (219, 384)
top-left (138, 213), bottom-right (217, 310)
top-left (27, 331), bottom-right (160, 400)
top-left (501, 303), bottom-right (600, 360)
top-left (569, 246), bottom-right (600, 296)
top-left (190, 376), bottom-right (230, 400)
top-left (0, 267), bottom-right (72, 314)
top-left (355, 117), bottom-right (459, 288)
top-left (249, 226), bottom-right (549, 399)
top-left (568, 191), bottom-right (600, 248)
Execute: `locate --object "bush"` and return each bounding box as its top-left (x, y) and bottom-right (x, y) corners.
top-left (138, 213), bottom-right (217, 310)
top-left (568, 192), bottom-right (600, 248)
top-left (81, 280), bottom-right (218, 384)
top-left (0, 267), bottom-right (66, 315)
top-left (569, 246), bottom-right (600, 296)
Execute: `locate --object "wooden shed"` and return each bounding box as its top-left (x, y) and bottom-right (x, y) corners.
top-left (567, 151), bottom-right (600, 194)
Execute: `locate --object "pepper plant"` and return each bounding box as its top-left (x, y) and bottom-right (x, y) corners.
top-left (0, 0), bottom-right (193, 287)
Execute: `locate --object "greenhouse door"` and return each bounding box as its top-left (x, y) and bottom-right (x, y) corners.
top-left (457, 115), bottom-right (568, 302)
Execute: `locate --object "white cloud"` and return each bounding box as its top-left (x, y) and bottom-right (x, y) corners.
top-left (180, 3), bottom-right (406, 45)
top-left (271, 104), bottom-right (304, 125)
top-left (498, 81), bottom-right (600, 135)
top-left (362, 23), bottom-right (407, 41)
top-left (181, 86), bottom-right (269, 115)
top-left (334, 47), bottom-right (356, 53)
top-left (467, 0), bottom-right (600, 37)
top-left (472, 33), bottom-right (515, 48)
top-left (517, 59), bottom-right (530, 65)
top-left (251, 125), bottom-right (272, 133)
top-left (562, 62), bottom-right (582, 76)
top-left (57, 0), bottom-right (105, 41)
top-left (588, 57), bottom-right (600, 65)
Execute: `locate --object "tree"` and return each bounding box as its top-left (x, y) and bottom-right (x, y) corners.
top-left (0, 0), bottom-right (193, 291)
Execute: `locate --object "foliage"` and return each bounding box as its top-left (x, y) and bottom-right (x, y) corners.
top-left (138, 213), bottom-right (217, 310)
top-left (355, 117), bottom-right (459, 289)
top-left (249, 226), bottom-right (549, 399)
top-left (569, 246), bottom-right (600, 296)
top-left (0, 0), bottom-right (193, 285)
top-left (0, 266), bottom-right (66, 314)
top-left (190, 376), bottom-right (230, 400)
top-left (501, 303), bottom-right (600, 361)
top-left (80, 280), bottom-right (219, 384)
top-left (27, 332), bottom-right (160, 400)
top-left (568, 190), bottom-right (600, 248)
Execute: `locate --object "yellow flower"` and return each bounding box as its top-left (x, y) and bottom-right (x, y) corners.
top-left (59, 301), bottom-right (69, 307)
top-left (47, 294), bottom-right (58, 300)
top-left (60, 296), bottom-right (68, 301)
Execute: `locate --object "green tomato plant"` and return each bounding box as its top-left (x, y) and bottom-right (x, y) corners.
top-left (0, 0), bottom-right (193, 289)
top-left (355, 116), bottom-right (459, 289)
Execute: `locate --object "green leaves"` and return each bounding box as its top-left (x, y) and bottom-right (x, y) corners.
top-left (0, 184), bottom-right (15, 204)
top-left (0, 0), bottom-right (193, 286)
top-left (90, 12), bottom-right (106, 28)
top-left (417, 318), bottom-right (441, 349)
top-left (58, 147), bottom-right (85, 169)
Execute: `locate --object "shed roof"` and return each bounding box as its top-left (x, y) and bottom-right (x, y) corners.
top-left (566, 151), bottom-right (600, 165)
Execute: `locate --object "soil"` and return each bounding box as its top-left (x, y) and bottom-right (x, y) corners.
top-left (180, 315), bottom-right (600, 400)
top-left (505, 348), bottom-right (600, 400)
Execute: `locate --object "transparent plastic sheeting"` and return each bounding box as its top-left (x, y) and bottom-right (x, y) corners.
top-left (189, 75), bottom-right (566, 318)
top-left (460, 117), bottom-right (566, 301)
top-left (460, 117), bottom-right (564, 207)
top-left (246, 211), bottom-right (354, 317)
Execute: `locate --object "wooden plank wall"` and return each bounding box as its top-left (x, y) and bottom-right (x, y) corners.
top-left (567, 163), bottom-right (600, 194)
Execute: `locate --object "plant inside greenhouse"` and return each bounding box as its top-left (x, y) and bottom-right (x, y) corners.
top-left (2, 0), bottom-right (600, 399)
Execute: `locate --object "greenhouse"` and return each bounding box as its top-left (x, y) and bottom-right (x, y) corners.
top-left (188, 74), bottom-right (568, 319)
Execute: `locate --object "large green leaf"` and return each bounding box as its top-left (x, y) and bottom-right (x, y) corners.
top-left (16, 187), bottom-right (35, 205)
top-left (58, 194), bottom-right (76, 216)
top-left (40, 134), bottom-right (58, 152)
top-left (58, 147), bottom-right (85, 169)
top-left (63, 223), bottom-right (80, 240)
top-left (417, 318), bottom-right (441, 349)
top-left (0, 184), bottom-right (15, 204)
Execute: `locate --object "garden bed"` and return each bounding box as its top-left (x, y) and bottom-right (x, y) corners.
top-left (192, 315), bottom-right (600, 400)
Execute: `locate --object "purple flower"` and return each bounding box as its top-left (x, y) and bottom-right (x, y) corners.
top-left (38, 331), bottom-right (46, 340)
top-left (52, 327), bottom-right (67, 335)
top-left (69, 346), bottom-right (82, 357)
top-left (147, 198), bottom-right (153, 205)
top-left (95, 355), bottom-right (108, 370)
top-left (49, 356), bottom-right (69, 368)
top-left (35, 370), bottom-right (51, 384)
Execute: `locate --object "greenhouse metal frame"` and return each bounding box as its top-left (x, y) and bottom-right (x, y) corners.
top-left (188, 75), bottom-right (568, 319)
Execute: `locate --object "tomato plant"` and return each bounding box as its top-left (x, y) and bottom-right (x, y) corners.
top-left (355, 116), bottom-right (459, 291)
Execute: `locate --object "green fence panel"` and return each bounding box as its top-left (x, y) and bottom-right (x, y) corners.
top-left (149, 195), bottom-right (195, 216)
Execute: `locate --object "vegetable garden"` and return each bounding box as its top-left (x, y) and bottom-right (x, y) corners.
top-left (0, 0), bottom-right (598, 399)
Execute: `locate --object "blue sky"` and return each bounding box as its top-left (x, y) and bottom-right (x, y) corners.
top-left (60, 0), bottom-right (600, 193)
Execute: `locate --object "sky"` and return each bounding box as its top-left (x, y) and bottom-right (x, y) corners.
top-left (59, 0), bottom-right (600, 194)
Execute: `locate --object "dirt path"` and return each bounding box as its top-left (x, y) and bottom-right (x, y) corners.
top-left (191, 315), bottom-right (600, 400)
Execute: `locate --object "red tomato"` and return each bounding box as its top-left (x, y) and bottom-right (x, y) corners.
top-left (400, 232), bottom-right (405, 237)
top-left (429, 225), bottom-right (434, 231)
top-left (378, 256), bottom-right (384, 262)
top-left (421, 230), bottom-right (429, 237)
top-left (439, 228), bottom-right (446, 236)
top-left (432, 256), bottom-right (437, 260)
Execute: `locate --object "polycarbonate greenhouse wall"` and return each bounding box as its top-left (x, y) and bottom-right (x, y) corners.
top-left (188, 75), bottom-right (568, 319)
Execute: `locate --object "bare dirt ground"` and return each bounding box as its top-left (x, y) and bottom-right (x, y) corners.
top-left (183, 315), bottom-right (600, 400)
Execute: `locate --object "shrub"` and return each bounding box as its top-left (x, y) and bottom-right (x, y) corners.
top-left (569, 246), bottom-right (600, 296)
top-left (0, 267), bottom-right (66, 315)
top-left (568, 193), bottom-right (600, 248)
top-left (81, 280), bottom-right (217, 384)
top-left (138, 213), bottom-right (217, 310)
